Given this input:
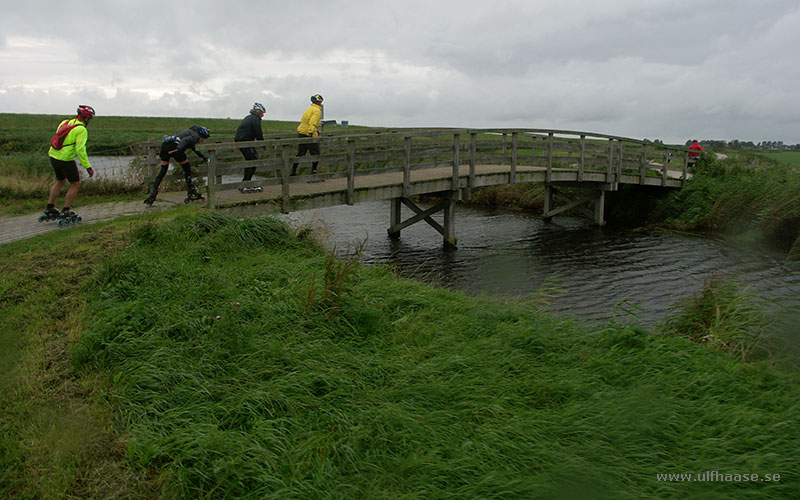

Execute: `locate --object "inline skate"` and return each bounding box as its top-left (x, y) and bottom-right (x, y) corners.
top-left (57, 209), bottom-right (82, 227)
top-left (184, 187), bottom-right (205, 203)
top-left (38, 207), bottom-right (61, 223)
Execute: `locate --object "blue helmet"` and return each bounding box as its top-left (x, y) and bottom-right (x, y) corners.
top-left (197, 126), bottom-right (210, 138)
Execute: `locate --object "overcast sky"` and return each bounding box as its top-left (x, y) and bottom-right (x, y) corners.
top-left (1, 0), bottom-right (798, 144)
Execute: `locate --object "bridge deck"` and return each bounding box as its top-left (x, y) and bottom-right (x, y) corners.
top-left (159, 163), bottom-right (683, 215)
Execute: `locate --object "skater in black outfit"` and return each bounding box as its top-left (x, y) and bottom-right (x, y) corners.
top-left (144, 125), bottom-right (210, 205)
top-left (235, 102), bottom-right (265, 193)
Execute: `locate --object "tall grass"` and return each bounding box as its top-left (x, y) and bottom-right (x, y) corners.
top-left (655, 154), bottom-right (800, 257)
top-left (55, 212), bottom-right (800, 499)
top-left (661, 276), bottom-right (770, 361)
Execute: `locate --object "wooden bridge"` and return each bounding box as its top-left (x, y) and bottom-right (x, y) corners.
top-left (143, 128), bottom-right (690, 247)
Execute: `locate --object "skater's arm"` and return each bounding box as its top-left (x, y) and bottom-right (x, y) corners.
top-left (193, 148), bottom-right (208, 162)
top-left (254, 115), bottom-right (264, 141)
top-left (73, 126), bottom-right (92, 170)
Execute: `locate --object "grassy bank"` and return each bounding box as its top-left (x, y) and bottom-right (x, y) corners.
top-left (2, 208), bottom-right (798, 499)
top-left (654, 154), bottom-right (800, 258)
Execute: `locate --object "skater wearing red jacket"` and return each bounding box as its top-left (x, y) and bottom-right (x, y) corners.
top-left (688, 139), bottom-right (703, 168)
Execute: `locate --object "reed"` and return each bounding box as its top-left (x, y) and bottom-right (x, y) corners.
top-left (661, 276), bottom-right (769, 361)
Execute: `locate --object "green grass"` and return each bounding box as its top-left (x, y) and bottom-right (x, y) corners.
top-left (655, 154), bottom-right (800, 258)
top-left (753, 150), bottom-right (800, 167)
top-left (661, 276), bottom-right (771, 361)
top-left (0, 113), bottom-right (301, 155)
top-left (3, 209), bottom-right (797, 499)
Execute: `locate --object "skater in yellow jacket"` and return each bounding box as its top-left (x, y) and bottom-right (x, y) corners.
top-left (41, 105), bottom-right (96, 224)
top-left (291, 94), bottom-right (324, 178)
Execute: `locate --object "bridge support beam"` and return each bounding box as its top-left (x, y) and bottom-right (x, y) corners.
top-left (543, 184), bottom-right (608, 226)
top-left (387, 193), bottom-right (458, 248)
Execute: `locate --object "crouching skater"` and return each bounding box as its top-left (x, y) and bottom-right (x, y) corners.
top-left (144, 125), bottom-right (210, 205)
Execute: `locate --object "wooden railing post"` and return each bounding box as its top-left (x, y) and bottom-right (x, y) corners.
top-left (546, 132), bottom-right (554, 184)
top-left (662, 150), bottom-right (669, 186)
top-left (579, 134), bottom-right (586, 182)
top-left (510, 131), bottom-right (518, 184)
top-left (206, 150), bottom-right (216, 208)
top-left (280, 144), bottom-right (291, 214)
top-left (640, 143), bottom-right (647, 185)
top-left (452, 133), bottom-right (460, 191)
top-left (469, 132), bottom-right (477, 190)
top-left (607, 137), bottom-right (614, 184)
top-left (617, 139), bottom-right (624, 181)
top-left (347, 139), bottom-right (356, 205)
top-left (682, 150), bottom-right (689, 185)
top-left (403, 136), bottom-right (411, 198)
top-left (502, 132), bottom-right (508, 155)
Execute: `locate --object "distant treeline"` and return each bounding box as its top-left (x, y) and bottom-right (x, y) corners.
top-left (689, 139), bottom-right (800, 151)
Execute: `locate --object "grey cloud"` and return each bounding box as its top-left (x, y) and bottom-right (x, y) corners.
top-left (1, 0), bottom-right (799, 144)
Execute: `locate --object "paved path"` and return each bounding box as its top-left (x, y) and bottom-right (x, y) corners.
top-left (0, 199), bottom-right (177, 246)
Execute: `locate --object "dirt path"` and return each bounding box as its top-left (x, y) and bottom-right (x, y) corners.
top-left (0, 199), bottom-right (176, 246)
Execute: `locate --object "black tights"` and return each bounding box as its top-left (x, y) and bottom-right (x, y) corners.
top-left (149, 162), bottom-right (195, 198)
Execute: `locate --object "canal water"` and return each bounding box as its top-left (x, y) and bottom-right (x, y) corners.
top-left (286, 200), bottom-right (800, 331)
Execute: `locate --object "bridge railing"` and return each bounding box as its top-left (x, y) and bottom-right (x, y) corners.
top-left (140, 128), bottom-right (689, 210)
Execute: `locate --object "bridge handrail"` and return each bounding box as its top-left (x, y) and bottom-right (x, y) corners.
top-left (138, 127), bottom-right (689, 211)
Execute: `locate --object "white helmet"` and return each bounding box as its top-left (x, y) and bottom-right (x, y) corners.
top-left (253, 102), bottom-right (266, 113)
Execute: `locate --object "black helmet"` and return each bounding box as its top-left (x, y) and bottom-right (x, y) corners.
top-left (311, 94), bottom-right (324, 104)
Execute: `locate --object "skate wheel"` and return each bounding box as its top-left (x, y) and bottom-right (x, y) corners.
top-left (38, 215), bottom-right (46, 222)
top-left (76, 216), bottom-right (82, 223)
top-left (57, 219), bottom-right (64, 227)
top-left (184, 198), bottom-right (190, 204)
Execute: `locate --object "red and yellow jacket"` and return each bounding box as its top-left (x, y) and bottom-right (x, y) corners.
top-left (48, 118), bottom-right (91, 169)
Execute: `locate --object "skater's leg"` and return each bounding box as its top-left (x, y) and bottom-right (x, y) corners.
top-left (310, 142), bottom-right (321, 175)
top-left (180, 161), bottom-right (195, 191)
top-left (63, 180), bottom-right (81, 209)
top-left (48, 178), bottom-right (66, 205)
top-left (242, 166), bottom-right (256, 182)
top-left (241, 148), bottom-right (257, 181)
top-left (148, 163), bottom-right (169, 199)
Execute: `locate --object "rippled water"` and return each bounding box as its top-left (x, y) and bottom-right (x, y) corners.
top-left (285, 200), bottom-right (800, 327)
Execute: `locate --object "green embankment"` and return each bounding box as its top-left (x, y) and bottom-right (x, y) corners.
top-left (2, 208), bottom-right (798, 499)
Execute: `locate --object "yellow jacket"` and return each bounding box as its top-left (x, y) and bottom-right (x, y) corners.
top-left (296, 104), bottom-right (322, 137)
top-left (48, 118), bottom-right (91, 169)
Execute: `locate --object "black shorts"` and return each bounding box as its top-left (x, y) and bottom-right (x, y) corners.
top-left (49, 157), bottom-right (80, 183)
top-left (160, 141), bottom-right (188, 163)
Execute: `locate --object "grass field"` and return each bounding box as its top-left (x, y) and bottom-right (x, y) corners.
top-left (753, 150), bottom-right (800, 167)
top-left (2, 208), bottom-right (798, 499)
top-left (0, 113), bottom-right (301, 155)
